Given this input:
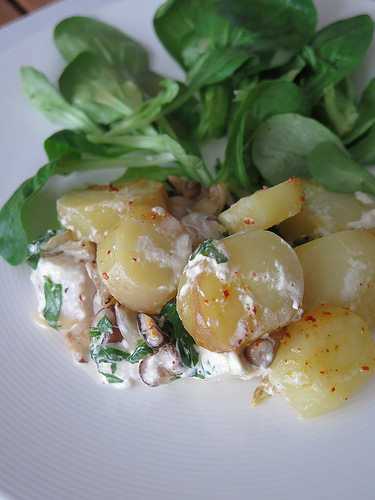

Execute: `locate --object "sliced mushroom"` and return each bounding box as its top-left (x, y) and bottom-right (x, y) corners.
top-left (86, 261), bottom-right (114, 313)
top-left (115, 304), bottom-right (142, 351)
top-left (243, 331), bottom-right (283, 369)
top-left (139, 345), bottom-right (185, 387)
top-left (168, 195), bottom-right (194, 219)
top-left (168, 176), bottom-right (202, 199)
top-left (43, 230), bottom-right (96, 262)
top-left (192, 183), bottom-right (228, 215)
top-left (137, 313), bottom-right (165, 348)
top-left (181, 212), bottom-right (226, 247)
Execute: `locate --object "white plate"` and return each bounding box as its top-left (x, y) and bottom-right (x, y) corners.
top-left (1, 1), bottom-right (375, 499)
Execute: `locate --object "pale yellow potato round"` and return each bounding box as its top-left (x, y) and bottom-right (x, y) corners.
top-left (269, 305), bottom-right (375, 418)
top-left (57, 180), bottom-right (168, 242)
top-left (219, 178), bottom-right (303, 233)
top-left (296, 230), bottom-right (375, 328)
top-left (177, 230), bottom-right (304, 352)
top-left (279, 181), bottom-right (375, 244)
top-left (97, 208), bottom-right (191, 314)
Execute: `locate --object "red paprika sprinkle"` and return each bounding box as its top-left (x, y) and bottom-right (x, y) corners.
top-left (305, 315), bottom-right (316, 322)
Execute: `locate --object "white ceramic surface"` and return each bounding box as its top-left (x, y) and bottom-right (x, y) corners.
top-left (1, 1), bottom-right (375, 499)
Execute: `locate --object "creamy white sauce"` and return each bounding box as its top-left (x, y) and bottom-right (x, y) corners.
top-left (31, 255), bottom-right (96, 334)
top-left (98, 359), bottom-right (141, 388)
top-left (341, 258), bottom-right (368, 302)
top-left (348, 209), bottom-right (375, 229)
top-left (194, 347), bottom-right (256, 381)
top-left (179, 249), bottom-right (231, 299)
top-left (355, 191), bottom-right (375, 205)
top-left (274, 260), bottom-right (303, 312)
top-left (136, 233), bottom-right (191, 281)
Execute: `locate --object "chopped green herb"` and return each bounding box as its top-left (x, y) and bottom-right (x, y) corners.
top-left (127, 341), bottom-right (154, 363)
top-left (99, 372), bottom-right (124, 384)
top-left (26, 229), bottom-right (58, 269)
top-left (89, 315), bottom-right (153, 384)
top-left (160, 301), bottom-right (199, 368)
top-left (43, 277), bottom-right (62, 329)
top-left (190, 239), bottom-right (228, 264)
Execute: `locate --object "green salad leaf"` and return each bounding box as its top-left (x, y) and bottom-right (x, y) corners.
top-left (0, 163), bottom-right (58, 266)
top-left (21, 67), bottom-right (100, 133)
top-left (155, 0), bottom-right (317, 76)
top-left (43, 277), bottom-right (63, 329)
top-left (301, 15), bottom-right (374, 103)
top-left (197, 83), bottom-right (232, 140)
top-left (107, 79), bottom-right (179, 135)
top-left (308, 142), bottom-right (375, 195)
top-left (349, 126), bottom-right (375, 166)
top-left (320, 80), bottom-right (359, 138)
top-left (219, 0), bottom-right (317, 61)
top-left (54, 16), bottom-right (149, 82)
top-left (59, 51), bottom-right (142, 125)
top-left (345, 78), bottom-right (375, 145)
top-left (221, 80), bottom-right (309, 191)
top-left (252, 114), bottom-right (342, 185)
top-left (89, 133), bottom-right (213, 186)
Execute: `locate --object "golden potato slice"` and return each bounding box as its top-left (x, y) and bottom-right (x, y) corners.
top-left (57, 180), bottom-right (168, 242)
top-left (279, 181), bottom-right (375, 244)
top-left (296, 230), bottom-right (375, 328)
top-left (219, 179), bottom-right (303, 233)
top-left (177, 230), bottom-right (303, 352)
top-left (269, 306), bottom-right (375, 418)
top-left (97, 207), bottom-right (191, 314)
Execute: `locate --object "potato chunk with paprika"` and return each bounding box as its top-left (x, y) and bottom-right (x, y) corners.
top-left (177, 230), bottom-right (303, 352)
top-left (269, 306), bottom-right (375, 418)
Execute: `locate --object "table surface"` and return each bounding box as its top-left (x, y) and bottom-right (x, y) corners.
top-left (0, 0), bottom-right (55, 26)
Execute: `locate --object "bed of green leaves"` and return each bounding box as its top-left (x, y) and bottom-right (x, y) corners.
top-left (1, 2), bottom-right (375, 266)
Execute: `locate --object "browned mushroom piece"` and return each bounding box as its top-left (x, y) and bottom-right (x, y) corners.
top-left (42, 231), bottom-right (96, 262)
top-left (243, 330), bottom-right (284, 368)
top-left (138, 345), bottom-right (185, 387)
top-left (181, 212), bottom-right (226, 247)
top-left (115, 304), bottom-right (141, 351)
top-left (137, 313), bottom-right (165, 348)
top-left (168, 196), bottom-right (194, 219)
top-left (192, 183), bottom-right (229, 215)
top-left (168, 176), bottom-right (202, 199)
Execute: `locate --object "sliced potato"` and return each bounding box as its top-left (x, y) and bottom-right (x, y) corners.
top-left (296, 230), bottom-right (375, 328)
top-left (97, 207), bottom-right (191, 314)
top-left (177, 230), bottom-right (303, 352)
top-left (269, 306), bottom-right (375, 418)
top-left (279, 181), bottom-right (375, 244)
top-left (57, 180), bottom-right (168, 242)
top-left (219, 179), bottom-right (303, 233)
